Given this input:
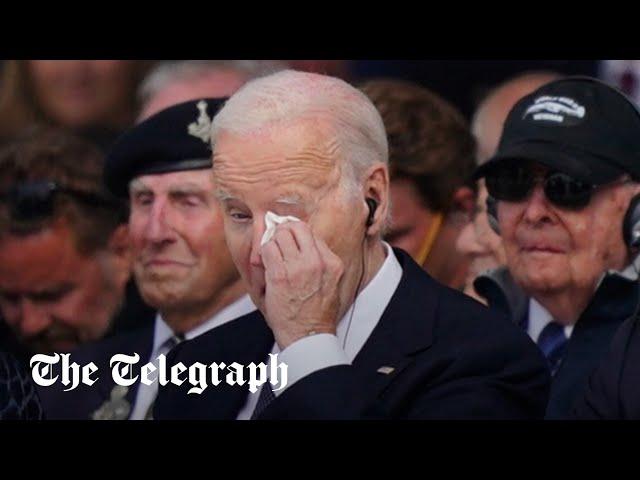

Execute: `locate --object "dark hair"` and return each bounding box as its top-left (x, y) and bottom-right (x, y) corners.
top-left (360, 79), bottom-right (477, 212)
top-left (0, 127), bottom-right (127, 255)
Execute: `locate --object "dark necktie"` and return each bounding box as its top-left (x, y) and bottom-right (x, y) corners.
top-left (537, 322), bottom-right (568, 377)
top-left (250, 383), bottom-right (276, 420)
top-left (144, 333), bottom-right (184, 420)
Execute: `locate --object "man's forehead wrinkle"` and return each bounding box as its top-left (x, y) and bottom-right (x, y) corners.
top-left (290, 139), bottom-right (340, 166)
top-left (214, 154), bottom-right (337, 186)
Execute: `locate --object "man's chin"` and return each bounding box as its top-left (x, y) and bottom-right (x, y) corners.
top-left (138, 280), bottom-right (193, 308)
top-left (519, 274), bottom-right (569, 297)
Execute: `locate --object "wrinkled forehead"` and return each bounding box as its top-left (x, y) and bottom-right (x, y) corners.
top-left (212, 121), bottom-right (345, 200)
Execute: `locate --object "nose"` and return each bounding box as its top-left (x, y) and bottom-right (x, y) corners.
top-left (521, 185), bottom-right (554, 226)
top-left (249, 215), bottom-right (266, 268)
top-left (145, 198), bottom-right (177, 245)
top-left (17, 298), bottom-right (52, 339)
top-left (456, 222), bottom-right (487, 257)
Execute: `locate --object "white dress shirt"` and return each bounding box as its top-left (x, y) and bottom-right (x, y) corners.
top-left (237, 242), bottom-right (403, 420)
top-left (130, 294), bottom-right (256, 420)
top-left (527, 298), bottom-right (574, 344)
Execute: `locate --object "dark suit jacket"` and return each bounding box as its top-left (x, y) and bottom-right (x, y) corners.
top-left (477, 267), bottom-right (637, 419)
top-left (546, 275), bottom-right (637, 419)
top-left (1, 351), bottom-right (43, 420)
top-left (155, 249), bottom-right (550, 420)
top-left (572, 308), bottom-right (640, 419)
top-left (37, 324), bottom-right (154, 420)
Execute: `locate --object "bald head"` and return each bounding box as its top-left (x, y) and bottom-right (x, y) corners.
top-left (472, 71), bottom-right (563, 163)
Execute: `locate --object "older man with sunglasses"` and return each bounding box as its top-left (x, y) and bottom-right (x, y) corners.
top-left (473, 77), bottom-right (640, 419)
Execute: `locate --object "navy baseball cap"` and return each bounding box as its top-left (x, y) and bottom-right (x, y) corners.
top-left (474, 77), bottom-right (640, 184)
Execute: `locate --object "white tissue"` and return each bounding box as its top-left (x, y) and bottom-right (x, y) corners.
top-left (260, 211), bottom-right (300, 246)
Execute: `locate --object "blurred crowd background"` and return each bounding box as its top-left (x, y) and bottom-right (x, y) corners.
top-left (0, 58), bottom-right (637, 362)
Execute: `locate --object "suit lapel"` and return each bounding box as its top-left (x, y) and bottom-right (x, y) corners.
top-left (91, 324), bottom-right (155, 419)
top-left (183, 310), bottom-right (274, 419)
top-left (351, 249), bottom-right (436, 403)
top-left (547, 275), bottom-right (639, 418)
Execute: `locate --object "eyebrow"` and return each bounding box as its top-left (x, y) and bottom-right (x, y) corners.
top-left (216, 189), bottom-right (236, 202)
top-left (168, 185), bottom-right (207, 196)
top-left (215, 191), bottom-right (304, 207)
top-left (0, 283), bottom-right (75, 302)
top-left (29, 283), bottom-right (74, 301)
top-left (129, 180), bottom-right (149, 195)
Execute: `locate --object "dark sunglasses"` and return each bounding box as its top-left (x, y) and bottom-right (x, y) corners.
top-left (0, 180), bottom-right (125, 222)
top-left (484, 163), bottom-right (625, 210)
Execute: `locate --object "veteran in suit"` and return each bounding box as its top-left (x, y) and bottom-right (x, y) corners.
top-left (472, 77), bottom-right (640, 419)
top-left (38, 98), bottom-right (256, 419)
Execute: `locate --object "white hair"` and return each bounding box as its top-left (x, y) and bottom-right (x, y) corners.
top-left (210, 69), bottom-right (389, 193)
top-left (138, 60), bottom-right (287, 105)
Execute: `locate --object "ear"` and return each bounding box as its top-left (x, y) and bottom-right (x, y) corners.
top-left (106, 224), bottom-right (132, 288)
top-left (362, 163), bottom-right (390, 236)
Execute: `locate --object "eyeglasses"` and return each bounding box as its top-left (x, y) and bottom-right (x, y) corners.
top-left (484, 163), bottom-right (626, 210)
top-left (0, 180), bottom-right (125, 222)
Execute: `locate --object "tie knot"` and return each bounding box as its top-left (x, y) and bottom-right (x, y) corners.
top-left (164, 333), bottom-right (184, 351)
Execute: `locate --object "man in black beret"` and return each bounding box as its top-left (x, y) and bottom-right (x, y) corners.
top-left (38, 98), bottom-right (256, 419)
top-left (473, 77), bottom-right (640, 418)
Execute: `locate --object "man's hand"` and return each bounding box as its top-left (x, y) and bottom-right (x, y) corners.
top-left (260, 221), bottom-right (344, 350)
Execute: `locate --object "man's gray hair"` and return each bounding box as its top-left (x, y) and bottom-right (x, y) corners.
top-left (138, 60), bottom-right (287, 105)
top-left (210, 69), bottom-right (389, 191)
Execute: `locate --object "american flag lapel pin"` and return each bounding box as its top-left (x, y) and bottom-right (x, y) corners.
top-left (377, 366), bottom-right (395, 375)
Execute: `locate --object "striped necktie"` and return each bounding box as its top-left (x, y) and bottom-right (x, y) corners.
top-left (250, 383), bottom-right (276, 420)
top-left (144, 333), bottom-right (184, 420)
top-left (537, 321), bottom-right (568, 377)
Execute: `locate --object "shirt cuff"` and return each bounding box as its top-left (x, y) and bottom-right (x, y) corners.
top-left (273, 333), bottom-right (349, 396)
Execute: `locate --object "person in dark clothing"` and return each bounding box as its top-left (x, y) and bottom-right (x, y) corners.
top-left (473, 77), bottom-right (640, 418)
top-left (155, 69), bottom-right (550, 420)
top-left (0, 351), bottom-right (43, 420)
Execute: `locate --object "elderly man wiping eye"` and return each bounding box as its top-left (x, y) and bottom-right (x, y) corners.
top-left (154, 69), bottom-right (550, 420)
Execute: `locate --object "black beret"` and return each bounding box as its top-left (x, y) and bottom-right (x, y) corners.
top-left (104, 98), bottom-right (227, 197)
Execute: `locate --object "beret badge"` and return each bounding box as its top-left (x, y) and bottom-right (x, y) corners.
top-left (187, 100), bottom-right (213, 144)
